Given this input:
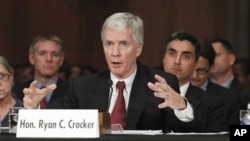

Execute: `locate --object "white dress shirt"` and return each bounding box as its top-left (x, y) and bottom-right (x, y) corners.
top-left (108, 69), bottom-right (137, 113)
top-left (174, 82), bottom-right (194, 121)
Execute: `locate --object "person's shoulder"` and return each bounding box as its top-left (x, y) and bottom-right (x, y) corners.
top-left (189, 84), bottom-right (207, 95)
top-left (15, 79), bottom-right (33, 87)
top-left (207, 80), bottom-right (230, 93)
top-left (198, 85), bottom-right (223, 102)
top-left (14, 96), bottom-right (24, 107)
top-left (73, 70), bottom-right (109, 84)
top-left (57, 78), bottom-right (69, 85)
top-left (138, 64), bottom-right (177, 79)
top-left (13, 79), bottom-right (34, 94)
top-left (230, 77), bottom-right (248, 90)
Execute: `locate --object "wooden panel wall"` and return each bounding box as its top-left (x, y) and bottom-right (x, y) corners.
top-left (0, 0), bottom-right (229, 71)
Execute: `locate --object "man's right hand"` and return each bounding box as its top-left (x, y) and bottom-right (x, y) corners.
top-left (23, 80), bottom-right (57, 109)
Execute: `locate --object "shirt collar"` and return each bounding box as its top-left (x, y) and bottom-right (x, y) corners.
top-left (222, 75), bottom-right (234, 88)
top-left (36, 77), bottom-right (58, 88)
top-left (110, 67), bottom-right (137, 93)
top-left (180, 81), bottom-right (190, 97)
top-left (211, 75), bottom-right (234, 88)
top-left (200, 80), bottom-right (209, 91)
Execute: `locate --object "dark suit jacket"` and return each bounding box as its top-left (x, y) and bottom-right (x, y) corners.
top-left (13, 78), bottom-right (68, 106)
top-left (229, 77), bottom-right (250, 110)
top-left (185, 84), bottom-right (227, 132)
top-left (206, 80), bottom-right (240, 130)
top-left (50, 64), bottom-right (197, 133)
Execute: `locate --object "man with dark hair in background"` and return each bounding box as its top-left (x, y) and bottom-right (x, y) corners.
top-left (191, 39), bottom-right (240, 131)
top-left (210, 38), bottom-right (250, 110)
top-left (161, 32), bottom-right (226, 132)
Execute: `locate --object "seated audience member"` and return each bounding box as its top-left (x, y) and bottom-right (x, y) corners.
top-left (58, 60), bottom-right (71, 82)
top-left (13, 63), bottom-right (33, 84)
top-left (0, 56), bottom-right (23, 127)
top-left (67, 64), bottom-right (83, 81)
top-left (13, 33), bottom-right (68, 108)
top-left (190, 39), bottom-right (240, 131)
top-left (82, 65), bottom-right (98, 75)
top-left (233, 58), bottom-right (250, 86)
top-left (22, 12), bottom-right (197, 133)
top-left (68, 64), bottom-right (98, 81)
top-left (161, 32), bottom-right (226, 132)
top-left (210, 38), bottom-right (250, 110)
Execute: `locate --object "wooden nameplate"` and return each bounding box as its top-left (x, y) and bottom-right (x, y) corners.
top-left (99, 112), bottom-right (111, 135)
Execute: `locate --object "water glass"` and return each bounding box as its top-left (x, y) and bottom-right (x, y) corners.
top-left (240, 110), bottom-right (250, 125)
top-left (9, 107), bottom-right (23, 134)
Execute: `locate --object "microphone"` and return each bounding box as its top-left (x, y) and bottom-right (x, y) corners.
top-left (107, 79), bottom-right (113, 87)
top-left (106, 79), bottom-right (113, 112)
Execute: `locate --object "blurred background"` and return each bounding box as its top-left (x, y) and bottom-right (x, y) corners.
top-left (0, 0), bottom-right (249, 71)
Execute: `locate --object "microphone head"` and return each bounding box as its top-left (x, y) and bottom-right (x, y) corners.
top-left (107, 79), bottom-right (113, 86)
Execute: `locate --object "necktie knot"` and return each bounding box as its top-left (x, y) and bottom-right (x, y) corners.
top-left (116, 81), bottom-right (125, 91)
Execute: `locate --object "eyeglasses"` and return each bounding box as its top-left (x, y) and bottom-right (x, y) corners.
top-left (196, 68), bottom-right (209, 75)
top-left (0, 72), bottom-right (10, 81)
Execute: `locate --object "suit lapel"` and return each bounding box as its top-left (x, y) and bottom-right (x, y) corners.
top-left (185, 85), bottom-right (202, 108)
top-left (91, 73), bottom-right (111, 112)
top-left (50, 79), bottom-right (65, 102)
top-left (126, 67), bottom-right (151, 129)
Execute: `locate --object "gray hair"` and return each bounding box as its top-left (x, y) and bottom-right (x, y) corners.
top-left (0, 56), bottom-right (13, 76)
top-left (29, 33), bottom-right (64, 55)
top-left (101, 12), bottom-right (144, 46)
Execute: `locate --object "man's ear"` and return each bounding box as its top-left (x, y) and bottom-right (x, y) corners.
top-left (229, 54), bottom-right (236, 66)
top-left (136, 45), bottom-right (143, 57)
top-left (29, 53), bottom-right (34, 65)
top-left (59, 56), bottom-right (65, 67)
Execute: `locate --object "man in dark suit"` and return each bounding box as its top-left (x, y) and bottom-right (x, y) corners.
top-left (14, 33), bottom-right (68, 108)
top-left (161, 32), bottom-right (226, 132)
top-left (22, 12), bottom-right (196, 133)
top-left (210, 38), bottom-right (250, 110)
top-left (190, 39), bottom-right (240, 131)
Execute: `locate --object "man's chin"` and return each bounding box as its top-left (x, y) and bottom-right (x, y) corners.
top-left (191, 80), bottom-right (201, 86)
top-left (43, 74), bottom-right (55, 79)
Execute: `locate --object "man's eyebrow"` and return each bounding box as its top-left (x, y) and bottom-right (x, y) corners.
top-left (182, 51), bottom-right (193, 55)
top-left (167, 47), bottom-right (177, 52)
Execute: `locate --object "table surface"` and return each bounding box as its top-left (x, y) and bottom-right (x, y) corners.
top-left (0, 133), bottom-right (229, 141)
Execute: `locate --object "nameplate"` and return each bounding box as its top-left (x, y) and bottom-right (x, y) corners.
top-left (16, 109), bottom-right (99, 138)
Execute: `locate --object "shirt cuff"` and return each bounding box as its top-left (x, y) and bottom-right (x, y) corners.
top-left (174, 100), bottom-right (194, 122)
